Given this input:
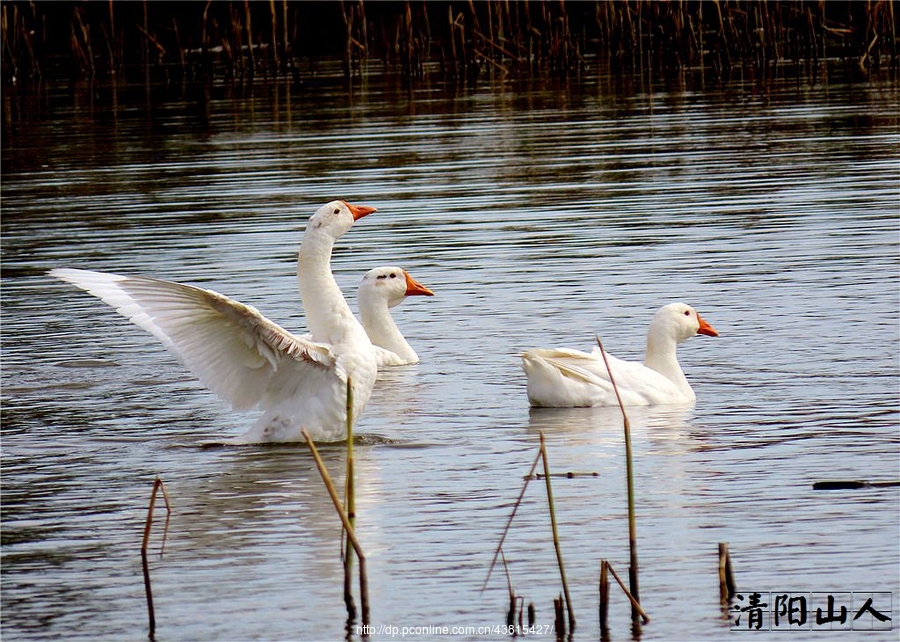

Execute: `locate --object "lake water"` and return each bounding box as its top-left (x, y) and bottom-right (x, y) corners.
top-left (2, 62), bottom-right (898, 641)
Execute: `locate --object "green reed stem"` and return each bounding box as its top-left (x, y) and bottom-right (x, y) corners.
top-left (343, 378), bottom-right (357, 619)
top-left (540, 431), bottom-right (575, 632)
top-left (596, 336), bottom-right (641, 627)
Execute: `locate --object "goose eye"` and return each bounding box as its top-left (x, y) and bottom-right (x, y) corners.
top-left (389, 273), bottom-right (397, 278)
top-left (684, 310), bottom-right (691, 316)
top-left (333, 208), bottom-right (340, 214)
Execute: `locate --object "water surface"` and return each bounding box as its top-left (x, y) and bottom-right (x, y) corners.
top-left (2, 65), bottom-right (898, 641)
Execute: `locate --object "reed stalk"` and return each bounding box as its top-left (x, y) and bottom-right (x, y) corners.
top-left (303, 428), bottom-right (369, 626)
top-left (604, 560), bottom-right (650, 624)
top-left (812, 479), bottom-right (900, 490)
top-left (599, 559), bottom-right (609, 636)
top-left (482, 446), bottom-right (543, 592)
top-left (343, 378), bottom-right (357, 620)
top-left (268, 0), bottom-right (279, 69)
top-left (539, 432), bottom-right (575, 633)
top-left (718, 542), bottom-right (736, 602)
top-left (281, 0), bottom-right (290, 65)
top-left (241, 1), bottom-right (253, 75)
top-left (141, 476), bottom-right (172, 638)
top-left (530, 471), bottom-right (598, 479)
top-left (596, 336), bottom-right (642, 629)
top-left (553, 594), bottom-right (565, 637)
top-left (503, 547), bottom-right (517, 628)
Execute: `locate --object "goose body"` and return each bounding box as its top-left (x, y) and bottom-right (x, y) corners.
top-left (50, 200), bottom-right (378, 443)
top-left (522, 303), bottom-right (718, 408)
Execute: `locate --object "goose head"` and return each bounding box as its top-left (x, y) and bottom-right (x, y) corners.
top-left (649, 303), bottom-right (719, 345)
top-left (307, 200), bottom-right (377, 237)
top-left (359, 266), bottom-right (434, 309)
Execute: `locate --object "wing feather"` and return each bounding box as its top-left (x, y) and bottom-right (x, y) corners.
top-left (49, 268), bottom-right (334, 411)
top-left (522, 347), bottom-right (683, 406)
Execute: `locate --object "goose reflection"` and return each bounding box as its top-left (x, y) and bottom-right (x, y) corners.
top-left (527, 403), bottom-right (695, 441)
top-left (153, 442), bottom-right (387, 593)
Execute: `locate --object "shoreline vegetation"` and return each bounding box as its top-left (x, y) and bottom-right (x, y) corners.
top-left (2, 1), bottom-right (897, 85)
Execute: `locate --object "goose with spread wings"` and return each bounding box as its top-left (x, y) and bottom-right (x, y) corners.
top-left (50, 200), bottom-right (379, 443)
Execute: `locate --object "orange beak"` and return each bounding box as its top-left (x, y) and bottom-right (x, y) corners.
top-left (344, 201), bottom-right (377, 221)
top-left (404, 271), bottom-right (435, 297)
top-left (696, 314), bottom-right (719, 337)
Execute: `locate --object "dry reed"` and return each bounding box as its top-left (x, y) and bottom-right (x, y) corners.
top-left (302, 428), bottom-right (370, 627)
top-left (342, 379), bottom-right (357, 620)
top-left (482, 446), bottom-right (542, 592)
top-left (602, 560), bottom-right (650, 624)
top-left (718, 542), bottom-right (736, 602)
top-left (539, 431), bottom-right (576, 633)
top-left (2, 1), bottom-right (896, 84)
top-left (595, 335), bottom-right (643, 628)
top-left (599, 558), bottom-right (610, 636)
top-left (141, 476), bottom-right (172, 638)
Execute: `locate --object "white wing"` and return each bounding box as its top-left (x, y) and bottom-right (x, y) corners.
top-left (49, 268), bottom-right (336, 411)
top-left (522, 347), bottom-right (683, 407)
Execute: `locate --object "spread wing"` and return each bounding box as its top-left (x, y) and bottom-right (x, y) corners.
top-left (49, 268), bottom-right (335, 411)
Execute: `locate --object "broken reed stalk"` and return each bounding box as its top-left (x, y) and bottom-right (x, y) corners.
top-left (141, 476), bottom-right (172, 638)
top-left (812, 479), bottom-right (900, 490)
top-left (718, 542), bottom-right (736, 602)
top-left (554, 594), bottom-right (566, 637)
top-left (502, 549), bottom-right (517, 627)
top-left (599, 558), bottom-right (610, 636)
top-left (540, 431), bottom-right (576, 633)
top-left (302, 428), bottom-right (369, 627)
top-left (603, 560), bottom-right (650, 624)
top-left (596, 335), bottom-right (642, 628)
top-left (482, 446), bottom-right (543, 592)
top-left (528, 471), bottom-right (599, 479)
top-left (141, 476), bottom-right (172, 550)
top-left (343, 378), bottom-right (357, 620)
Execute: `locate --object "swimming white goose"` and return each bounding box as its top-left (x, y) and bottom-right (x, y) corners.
top-left (357, 266), bottom-right (434, 366)
top-left (522, 303), bottom-right (719, 408)
top-left (49, 200), bottom-right (379, 444)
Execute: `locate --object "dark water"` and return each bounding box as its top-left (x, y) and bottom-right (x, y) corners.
top-left (2, 63), bottom-right (898, 641)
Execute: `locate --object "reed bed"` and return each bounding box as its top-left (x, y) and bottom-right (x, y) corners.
top-left (3, 1), bottom-right (896, 84)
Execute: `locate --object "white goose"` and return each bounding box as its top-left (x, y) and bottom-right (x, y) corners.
top-left (357, 266), bottom-right (434, 366)
top-left (522, 303), bottom-right (719, 408)
top-left (49, 200), bottom-right (379, 444)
